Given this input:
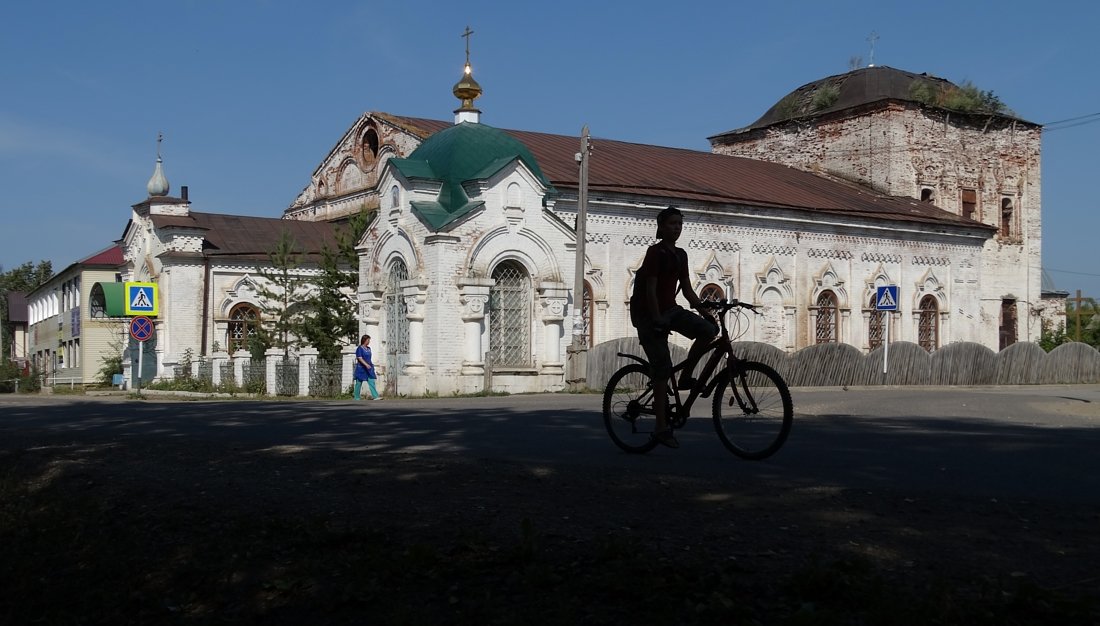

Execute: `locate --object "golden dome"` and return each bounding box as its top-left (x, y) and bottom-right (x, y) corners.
top-left (452, 63), bottom-right (482, 110)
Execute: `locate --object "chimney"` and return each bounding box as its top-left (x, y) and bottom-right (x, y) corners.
top-left (181, 185), bottom-right (188, 201)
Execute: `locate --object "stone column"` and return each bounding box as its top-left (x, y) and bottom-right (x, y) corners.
top-left (298, 347), bottom-right (318, 397)
top-left (341, 344), bottom-right (357, 395)
top-left (232, 349), bottom-right (249, 386)
top-left (265, 347), bottom-right (282, 397)
top-left (360, 289), bottom-right (384, 343)
top-left (458, 279), bottom-right (493, 376)
top-left (539, 280), bottom-right (567, 387)
top-left (210, 351), bottom-right (229, 386)
top-left (402, 282), bottom-right (429, 368)
top-left (538, 282), bottom-right (569, 376)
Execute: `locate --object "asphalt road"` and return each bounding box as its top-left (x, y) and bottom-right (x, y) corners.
top-left (2, 384), bottom-right (1099, 505)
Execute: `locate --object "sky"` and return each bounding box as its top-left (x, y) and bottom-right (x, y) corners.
top-left (2, 0), bottom-right (1098, 299)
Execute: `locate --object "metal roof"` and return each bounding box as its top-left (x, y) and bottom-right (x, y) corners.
top-left (384, 114), bottom-right (989, 230)
top-left (150, 212), bottom-right (340, 261)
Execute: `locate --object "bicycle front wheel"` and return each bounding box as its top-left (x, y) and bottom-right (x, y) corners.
top-left (602, 363), bottom-right (660, 454)
top-left (712, 360), bottom-right (792, 460)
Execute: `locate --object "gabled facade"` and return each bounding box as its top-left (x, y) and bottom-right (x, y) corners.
top-left (118, 185), bottom-right (342, 379)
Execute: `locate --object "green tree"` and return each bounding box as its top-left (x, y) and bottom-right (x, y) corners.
top-left (300, 211), bottom-right (370, 361)
top-left (1, 260), bottom-right (53, 362)
top-left (255, 231), bottom-right (312, 358)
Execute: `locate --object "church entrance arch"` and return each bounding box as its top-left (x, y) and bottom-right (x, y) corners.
top-left (384, 259), bottom-right (410, 395)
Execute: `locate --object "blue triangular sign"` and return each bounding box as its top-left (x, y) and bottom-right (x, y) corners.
top-left (877, 287), bottom-right (896, 309)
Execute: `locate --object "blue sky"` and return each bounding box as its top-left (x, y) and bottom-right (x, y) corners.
top-left (2, 0), bottom-right (1098, 299)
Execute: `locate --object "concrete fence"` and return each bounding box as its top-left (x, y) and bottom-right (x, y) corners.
top-left (587, 340), bottom-right (1100, 390)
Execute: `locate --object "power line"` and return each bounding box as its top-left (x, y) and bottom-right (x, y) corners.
top-left (1042, 111), bottom-right (1100, 132)
top-left (1044, 267), bottom-right (1100, 277)
top-left (1042, 111), bottom-right (1100, 126)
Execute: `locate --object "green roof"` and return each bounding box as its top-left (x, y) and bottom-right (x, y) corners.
top-left (389, 122), bottom-right (555, 230)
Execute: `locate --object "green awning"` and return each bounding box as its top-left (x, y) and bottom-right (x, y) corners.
top-left (92, 282), bottom-right (127, 318)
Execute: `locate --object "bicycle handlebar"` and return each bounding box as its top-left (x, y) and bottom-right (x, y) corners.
top-left (696, 299), bottom-right (759, 314)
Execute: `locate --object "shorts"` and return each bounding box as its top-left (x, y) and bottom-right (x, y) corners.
top-left (636, 306), bottom-right (718, 380)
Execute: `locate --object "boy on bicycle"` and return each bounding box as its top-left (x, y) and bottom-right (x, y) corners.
top-left (629, 206), bottom-right (718, 448)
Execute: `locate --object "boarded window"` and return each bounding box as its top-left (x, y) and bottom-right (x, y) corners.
top-left (999, 299), bottom-right (1018, 350)
top-left (961, 189), bottom-right (978, 221)
top-left (1000, 198), bottom-right (1014, 239)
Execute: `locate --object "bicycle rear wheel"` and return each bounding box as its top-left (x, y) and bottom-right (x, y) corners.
top-left (602, 363), bottom-right (660, 454)
top-left (712, 360), bottom-right (792, 460)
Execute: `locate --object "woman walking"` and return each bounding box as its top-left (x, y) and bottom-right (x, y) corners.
top-left (353, 334), bottom-right (381, 400)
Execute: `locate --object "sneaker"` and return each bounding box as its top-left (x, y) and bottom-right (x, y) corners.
top-left (372, 396), bottom-right (383, 401)
top-left (651, 429), bottom-right (680, 449)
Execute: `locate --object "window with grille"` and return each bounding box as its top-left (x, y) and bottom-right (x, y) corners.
top-left (918, 295), bottom-right (938, 352)
top-left (490, 261), bottom-right (531, 367)
top-left (699, 283), bottom-right (724, 302)
top-left (867, 294), bottom-right (885, 350)
top-left (581, 281), bottom-right (594, 347)
top-left (386, 259), bottom-right (410, 356)
top-left (228, 303), bottom-right (260, 352)
top-left (815, 290), bottom-right (838, 343)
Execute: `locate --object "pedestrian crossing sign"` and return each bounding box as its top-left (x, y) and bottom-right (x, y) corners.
top-left (876, 285), bottom-right (898, 311)
top-left (125, 282), bottom-right (159, 316)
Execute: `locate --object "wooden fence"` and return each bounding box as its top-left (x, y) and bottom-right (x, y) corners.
top-left (587, 340), bottom-right (1100, 390)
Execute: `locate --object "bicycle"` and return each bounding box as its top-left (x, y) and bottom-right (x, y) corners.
top-left (602, 300), bottom-right (793, 459)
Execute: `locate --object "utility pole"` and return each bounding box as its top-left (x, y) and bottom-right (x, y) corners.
top-left (567, 126), bottom-right (592, 391)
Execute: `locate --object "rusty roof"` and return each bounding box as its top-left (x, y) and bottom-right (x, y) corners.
top-left (383, 114), bottom-right (987, 230)
top-left (150, 212), bottom-right (340, 261)
top-left (77, 244), bottom-right (124, 267)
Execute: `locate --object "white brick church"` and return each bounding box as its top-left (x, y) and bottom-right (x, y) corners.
top-left (118, 58), bottom-right (1046, 395)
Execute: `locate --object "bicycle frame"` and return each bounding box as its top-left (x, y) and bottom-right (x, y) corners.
top-left (617, 301), bottom-right (746, 423)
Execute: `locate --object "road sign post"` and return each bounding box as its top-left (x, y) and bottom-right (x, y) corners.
top-left (876, 285), bottom-right (899, 376)
top-left (129, 316), bottom-right (155, 392)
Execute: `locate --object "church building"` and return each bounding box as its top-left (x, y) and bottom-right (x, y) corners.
top-left (281, 57), bottom-right (1039, 394)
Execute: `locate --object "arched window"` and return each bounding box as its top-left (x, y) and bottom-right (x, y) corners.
top-left (699, 283), bottom-right (725, 302)
top-left (386, 259), bottom-right (410, 358)
top-left (227, 303), bottom-right (260, 353)
top-left (390, 185), bottom-right (400, 209)
top-left (363, 127), bottom-right (380, 159)
top-left (90, 283), bottom-right (107, 319)
top-left (920, 188), bottom-right (935, 203)
top-left (918, 295), bottom-right (939, 352)
top-left (490, 260), bottom-right (531, 367)
top-left (815, 290), bottom-right (838, 344)
top-left (867, 294), bottom-right (885, 350)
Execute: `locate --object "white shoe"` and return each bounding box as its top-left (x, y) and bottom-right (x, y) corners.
top-left (373, 396), bottom-right (382, 401)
